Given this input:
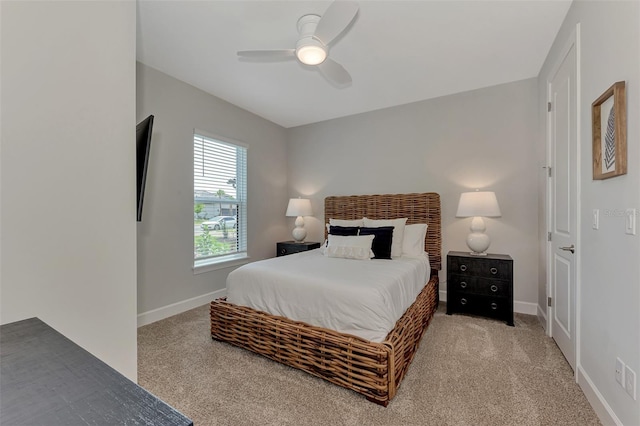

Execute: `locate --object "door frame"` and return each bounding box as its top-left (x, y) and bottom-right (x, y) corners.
top-left (545, 23), bottom-right (581, 376)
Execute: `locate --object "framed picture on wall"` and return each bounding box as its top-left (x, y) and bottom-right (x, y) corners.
top-left (592, 81), bottom-right (627, 180)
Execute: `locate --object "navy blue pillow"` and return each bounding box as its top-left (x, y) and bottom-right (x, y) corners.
top-left (329, 225), bottom-right (360, 236)
top-left (358, 226), bottom-right (394, 259)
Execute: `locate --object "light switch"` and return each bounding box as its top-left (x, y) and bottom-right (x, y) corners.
top-left (593, 209), bottom-right (599, 230)
top-left (625, 209), bottom-right (636, 235)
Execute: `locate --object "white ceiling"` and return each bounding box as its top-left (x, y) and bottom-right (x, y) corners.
top-left (136, 0), bottom-right (572, 128)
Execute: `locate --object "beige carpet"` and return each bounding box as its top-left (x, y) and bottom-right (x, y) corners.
top-left (138, 304), bottom-right (600, 426)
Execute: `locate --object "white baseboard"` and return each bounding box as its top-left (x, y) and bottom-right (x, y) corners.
top-left (439, 289), bottom-right (447, 303)
top-left (145, 287), bottom-right (532, 326)
top-left (439, 289), bottom-right (537, 315)
top-left (577, 366), bottom-right (622, 426)
top-left (514, 301), bottom-right (537, 315)
top-left (137, 288), bottom-right (227, 327)
top-left (537, 304), bottom-right (548, 332)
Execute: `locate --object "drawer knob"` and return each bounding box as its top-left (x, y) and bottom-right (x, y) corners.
top-left (490, 267), bottom-right (498, 275)
top-left (460, 281), bottom-right (467, 289)
top-left (491, 302), bottom-right (498, 310)
top-left (460, 298), bottom-right (467, 305)
top-left (460, 264), bottom-right (467, 272)
top-left (280, 249), bottom-right (287, 255)
top-left (490, 285), bottom-right (498, 292)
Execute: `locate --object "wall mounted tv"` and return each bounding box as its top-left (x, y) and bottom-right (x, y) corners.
top-left (136, 115), bottom-right (154, 222)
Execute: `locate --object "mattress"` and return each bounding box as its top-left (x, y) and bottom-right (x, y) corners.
top-left (226, 249), bottom-right (431, 342)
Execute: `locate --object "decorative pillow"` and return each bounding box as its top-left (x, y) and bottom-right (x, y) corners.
top-left (328, 225), bottom-right (360, 236)
top-left (319, 239), bottom-right (328, 255)
top-left (358, 226), bottom-right (394, 260)
top-left (325, 234), bottom-right (375, 260)
top-left (329, 218), bottom-right (364, 227)
top-left (402, 223), bottom-right (428, 257)
top-left (362, 217), bottom-right (408, 258)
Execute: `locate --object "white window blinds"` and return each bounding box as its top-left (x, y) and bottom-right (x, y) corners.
top-left (194, 133), bottom-right (247, 263)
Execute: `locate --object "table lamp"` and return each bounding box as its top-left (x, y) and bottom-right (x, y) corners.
top-left (456, 190), bottom-right (501, 255)
top-left (286, 198), bottom-right (313, 243)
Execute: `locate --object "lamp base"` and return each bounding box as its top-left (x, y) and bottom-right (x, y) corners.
top-left (291, 216), bottom-right (307, 243)
top-left (292, 228), bottom-right (307, 243)
top-left (466, 217), bottom-right (491, 255)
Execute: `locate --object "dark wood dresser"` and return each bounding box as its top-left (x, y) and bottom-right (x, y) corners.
top-left (277, 241), bottom-right (321, 257)
top-left (446, 251), bottom-right (514, 326)
top-left (0, 318), bottom-right (193, 425)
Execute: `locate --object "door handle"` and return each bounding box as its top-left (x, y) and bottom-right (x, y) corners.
top-left (559, 244), bottom-right (575, 254)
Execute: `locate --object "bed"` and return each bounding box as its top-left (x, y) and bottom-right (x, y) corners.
top-left (210, 192), bottom-right (441, 406)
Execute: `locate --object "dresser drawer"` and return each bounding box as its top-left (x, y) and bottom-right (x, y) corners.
top-left (448, 256), bottom-right (511, 280)
top-left (450, 294), bottom-right (509, 320)
top-left (448, 274), bottom-right (510, 297)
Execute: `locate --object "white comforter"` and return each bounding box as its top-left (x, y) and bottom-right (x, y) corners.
top-left (226, 249), bottom-right (431, 342)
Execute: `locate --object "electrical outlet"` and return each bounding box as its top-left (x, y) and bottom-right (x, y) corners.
top-left (593, 209), bottom-right (599, 230)
top-left (616, 358), bottom-right (625, 386)
top-left (625, 366), bottom-right (636, 400)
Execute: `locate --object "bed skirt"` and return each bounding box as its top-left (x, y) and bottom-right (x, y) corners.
top-left (210, 272), bottom-right (439, 406)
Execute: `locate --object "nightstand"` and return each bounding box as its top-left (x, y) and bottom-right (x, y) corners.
top-left (446, 251), bottom-right (514, 326)
top-left (277, 241), bottom-right (321, 257)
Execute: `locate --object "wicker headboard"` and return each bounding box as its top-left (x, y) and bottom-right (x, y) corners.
top-left (324, 192), bottom-right (442, 270)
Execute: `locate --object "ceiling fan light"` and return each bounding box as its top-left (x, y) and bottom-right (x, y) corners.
top-left (296, 44), bottom-right (326, 65)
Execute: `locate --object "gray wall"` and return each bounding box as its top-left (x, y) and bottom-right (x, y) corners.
top-left (1, 2), bottom-right (138, 379)
top-left (539, 1), bottom-right (639, 424)
top-left (136, 63), bottom-right (289, 316)
top-left (287, 78), bottom-right (540, 310)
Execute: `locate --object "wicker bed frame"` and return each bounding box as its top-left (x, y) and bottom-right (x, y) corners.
top-left (210, 193), bottom-right (441, 406)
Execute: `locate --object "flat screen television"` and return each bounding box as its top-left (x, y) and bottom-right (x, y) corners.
top-left (136, 115), bottom-right (154, 222)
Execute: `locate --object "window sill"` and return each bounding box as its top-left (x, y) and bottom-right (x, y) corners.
top-left (193, 253), bottom-right (250, 275)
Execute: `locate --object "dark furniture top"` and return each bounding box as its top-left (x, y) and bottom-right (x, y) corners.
top-left (446, 251), bottom-right (514, 326)
top-left (277, 240), bottom-right (321, 257)
top-left (0, 318), bottom-right (193, 426)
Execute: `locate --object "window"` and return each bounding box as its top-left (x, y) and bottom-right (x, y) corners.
top-left (194, 132), bottom-right (247, 268)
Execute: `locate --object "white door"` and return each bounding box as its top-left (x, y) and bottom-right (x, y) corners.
top-left (548, 35), bottom-right (578, 370)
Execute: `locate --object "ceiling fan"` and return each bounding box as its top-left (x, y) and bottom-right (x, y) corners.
top-left (237, 1), bottom-right (359, 86)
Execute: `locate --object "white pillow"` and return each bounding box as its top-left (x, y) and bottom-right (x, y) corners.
top-left (329, 218), bottom-right (364, 227)
top-left (363, 217), bottom-right (408, 258)
top-left (325, 234), bottom-right (375, 260)
top-left (402, 223), bottom-right (428, 257)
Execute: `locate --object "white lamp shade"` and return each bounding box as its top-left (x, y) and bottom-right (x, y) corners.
top-left (286, 198), bottom-right (313, 217)
top-left (456, 191), bottom-right (501, 218)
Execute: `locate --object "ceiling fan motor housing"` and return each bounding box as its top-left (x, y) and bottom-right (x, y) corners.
top-left (295, 14), bottom-right (327, 65)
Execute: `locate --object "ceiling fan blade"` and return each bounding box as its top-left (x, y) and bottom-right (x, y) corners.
top-left (237, 49), bottom-right (295, 60)
top-left (317, 58), bottom-right (352, 86)
top-left (314, 1), bottom-right (359, 46)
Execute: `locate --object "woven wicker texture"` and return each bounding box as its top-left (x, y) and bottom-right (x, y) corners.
top-left (211, 277), bottom-right (437, 405)
top-left (211, 192), bottom-right (442, 405)
top-left (324, 192), bottom-right (442, 270)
